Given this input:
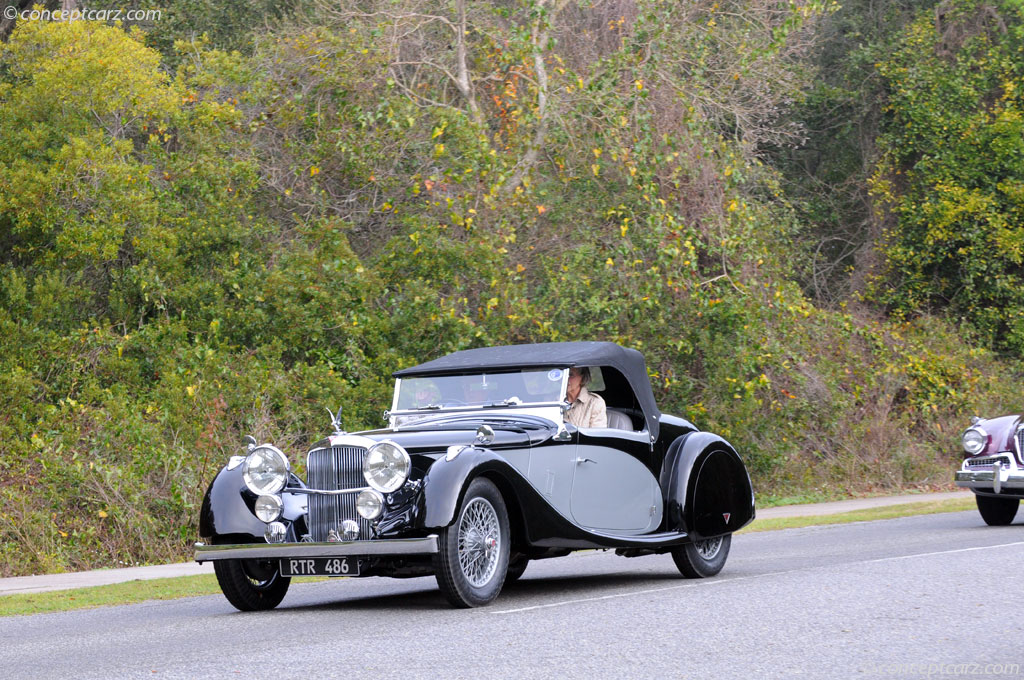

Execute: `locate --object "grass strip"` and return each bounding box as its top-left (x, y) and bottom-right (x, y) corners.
top-left (0, 574), bottom-right (329, 617)
top-left (740, 497), bottom-right (975, 533)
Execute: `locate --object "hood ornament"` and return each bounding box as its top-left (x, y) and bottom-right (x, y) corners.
top-left (327, 406), bottom-right (345, 435)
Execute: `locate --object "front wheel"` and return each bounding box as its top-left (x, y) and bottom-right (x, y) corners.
top-left (434, 477), bottom-right (510, 607)
top-left (976, 495), bottom-right (1019, 526)
top-left (671, 534), bottom-right (731, 578)
top-left (213, 558), bottom-right (291, 611)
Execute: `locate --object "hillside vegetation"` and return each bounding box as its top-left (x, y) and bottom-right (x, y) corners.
top-left (1, 0), bottom-right (1022, 576)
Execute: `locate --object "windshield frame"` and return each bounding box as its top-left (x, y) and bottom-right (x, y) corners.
top-left (387, 369), bottom-right (569, 428)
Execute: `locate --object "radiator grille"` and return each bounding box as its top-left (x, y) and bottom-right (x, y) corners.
top-left (966, 455), bottom-right (1011, 468)
top-left (1017, 429), bottom-right (1024, 459)
top-left (306, 446), bottom-right (374, 542)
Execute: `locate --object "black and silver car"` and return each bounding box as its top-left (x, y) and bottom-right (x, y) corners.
top-left (195, 341), bottom-right (755, 609)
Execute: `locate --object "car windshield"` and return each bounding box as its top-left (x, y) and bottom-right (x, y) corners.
top-left (395, 369), bottom-right (566, 410)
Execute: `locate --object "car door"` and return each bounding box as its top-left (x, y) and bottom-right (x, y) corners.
top-left (569, 428), bottom-right (663, 533)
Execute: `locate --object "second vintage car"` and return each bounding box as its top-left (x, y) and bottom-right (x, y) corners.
top-left (195, 341), bottom-right (755, 609)
top-left (955, 415), bottom-right (1024, 525)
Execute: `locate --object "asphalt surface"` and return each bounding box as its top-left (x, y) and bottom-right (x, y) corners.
top-left (2, 504), bottom-right (1022, 680)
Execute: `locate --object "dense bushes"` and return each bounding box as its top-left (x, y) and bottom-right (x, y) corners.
top-left (871, 0), bottom-right (1024, 352)
top-left (0, 2), bottom-right (1022, 576)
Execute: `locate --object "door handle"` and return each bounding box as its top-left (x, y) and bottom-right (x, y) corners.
top-left (575, 457), bottom-right (596, 465)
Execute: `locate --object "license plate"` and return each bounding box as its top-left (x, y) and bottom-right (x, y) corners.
top-left (279, 557), bottom-right (360, 577)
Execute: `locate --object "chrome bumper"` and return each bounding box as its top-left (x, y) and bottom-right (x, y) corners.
top-left (955, 455), bottom-right (1024, 494)
top-left (194, 535), bottom-right (439, 562)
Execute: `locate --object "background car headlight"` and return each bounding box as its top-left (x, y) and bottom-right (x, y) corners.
top-left (255, 494), bottom-right (283, 522)
top-left (242, 445), bottom-right (289, 495)
top-left (962, 428), bottom-right (987, 455)
top-left (363, 441), bottom-right (410, 493)
top-left (356, 489), bottom-right (384, 519)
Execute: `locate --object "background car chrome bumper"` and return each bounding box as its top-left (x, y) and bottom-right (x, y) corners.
top-left (955, 458), bottom-right (1024, 494)
top-left (194, 535), bottom-right (439, 562)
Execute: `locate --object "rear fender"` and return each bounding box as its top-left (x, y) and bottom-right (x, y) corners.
top-left (662, 432), bottom-right (755, 538)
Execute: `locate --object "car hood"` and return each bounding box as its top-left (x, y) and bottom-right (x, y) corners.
top-left (316, 416), bottom-right (553, 454)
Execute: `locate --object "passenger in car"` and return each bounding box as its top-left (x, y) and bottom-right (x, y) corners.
top-left (565, 366), bottom-right (607, 428)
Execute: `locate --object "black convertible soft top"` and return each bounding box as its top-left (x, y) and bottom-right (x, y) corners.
top-left (394, 341), bottom-right (661, 436)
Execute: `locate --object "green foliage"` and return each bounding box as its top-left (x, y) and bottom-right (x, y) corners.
top-left (870, 0), bottom-right (1024, 351)
top-left (1, 3), bottom-right (1023, 576)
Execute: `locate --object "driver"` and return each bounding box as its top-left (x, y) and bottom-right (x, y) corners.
top-left (565, 366), bottom-right (607, 428)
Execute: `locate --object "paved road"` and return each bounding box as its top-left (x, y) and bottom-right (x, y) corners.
top-left (2, 510), bottom-right (1023, 679)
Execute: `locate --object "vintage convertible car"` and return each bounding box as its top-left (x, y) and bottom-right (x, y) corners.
top-left (955, 415), bottom-right (1024, 525)
top-left (195, 341), bottom-right (755, 610)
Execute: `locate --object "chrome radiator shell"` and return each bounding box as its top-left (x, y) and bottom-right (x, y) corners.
top-left (306, 445), bottom-right (375, 542)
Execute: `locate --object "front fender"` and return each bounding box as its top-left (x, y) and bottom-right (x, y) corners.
top-left (420, 447), bottom-right (519, 529)
top-left (198, 464), bottom-right (307, 543)
top-left (662, 432), bottom-right (755, 539)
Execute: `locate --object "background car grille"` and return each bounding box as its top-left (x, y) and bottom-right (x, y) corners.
top-left (966, 455), bottom-right (1011, 468)
top-left (1017, 429), bottom-right (1024, 458)
top-left (306, 446), bottom-right (374, 542)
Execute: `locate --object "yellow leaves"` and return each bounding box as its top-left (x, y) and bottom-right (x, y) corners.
top-left (186, 385), bottom-right (197, 397)
top-left (98, 510), bottom-right (108, 519)
top-left (634, 79), bottom-right (643, 92)
top-left (309, 166), bottom-right (320, 176)
top-left (434, 143), bottom-right (445, 157)
top-left (727, 199), bottom-right (739, 212)
top-left (516, 263), bottom-right (526, 273)
top-left (536, 205), bottom-right (546, 215)
top-left (605, 257), bottom-right (614, 267)
top-left (592, 148), bottom-right (602, 159)
top-left (431, 122), bottom-right (448, 139)
top-left (486, 297), bottom-right (499, 310)
top-left (591, 164), bottom-right (601, 177)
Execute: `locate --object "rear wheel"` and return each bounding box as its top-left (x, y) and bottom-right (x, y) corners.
top-left (671, 534), bottom-right (731, 578)
top-left (213, 558), bottom-right (291, 611)
top-left (505, 556), bottom-right (529, 583)
top-left (434, 477), bottom-right (510, 607)
top-left (976, 495), bottom-right (1019, 526)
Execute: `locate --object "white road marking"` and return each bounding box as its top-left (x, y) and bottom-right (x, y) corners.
top-left (488, 540), bottom-right (1024, 615)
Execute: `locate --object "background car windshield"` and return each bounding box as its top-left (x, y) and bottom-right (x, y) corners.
top-left (397, 369), bottom-right (565, 409)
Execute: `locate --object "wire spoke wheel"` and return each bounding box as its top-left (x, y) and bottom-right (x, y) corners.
top-left (671, 533), bottom-right (731, 579)
top-left (458, 497), bottom-right (501, 587)
top-left (694, 536), bottom-right (724, 560)
top-left (434, 477), bottom-right (510, 607)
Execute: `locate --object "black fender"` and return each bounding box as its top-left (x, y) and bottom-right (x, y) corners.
top-left (420, 447), bottom-right (522, 529)
top-left (661, 432), bottom-right (755, 539)
top-left (198, 463), bottom-right (307, 543)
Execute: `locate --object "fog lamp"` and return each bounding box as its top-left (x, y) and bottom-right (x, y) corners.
top-left (356, 489), bottom-right (384, 520)
top-left (255, 494), bottom-right (282, 523)
top-left (264, 521), bottom-right (287, 543)
top-left (341, 519), bottom-right (360, 541)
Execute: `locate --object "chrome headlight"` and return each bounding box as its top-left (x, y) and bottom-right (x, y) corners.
top-left (356, 489), bottom-right (384, 519)
top-left (242, 445), bottom-right (290, 495)
top-left (255, 494), bottom-right (283, 523)
top-left (962, 428), bottom-right (987, 456)
top-left (363, 441), bottom-right (410, 493)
